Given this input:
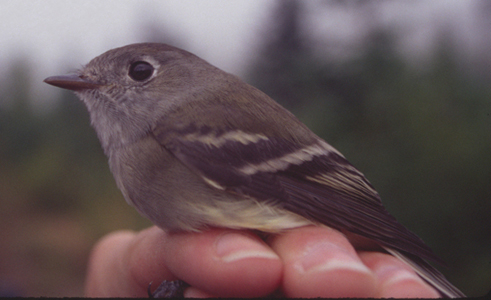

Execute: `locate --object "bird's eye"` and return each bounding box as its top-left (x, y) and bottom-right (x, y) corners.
top-left (128, 61), bottom-right (154, 81)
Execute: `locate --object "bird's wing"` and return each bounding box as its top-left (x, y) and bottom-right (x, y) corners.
top-left (152, 101), bottom-right (436, 262)
top-left (151, 95), bottom-right (463, 297)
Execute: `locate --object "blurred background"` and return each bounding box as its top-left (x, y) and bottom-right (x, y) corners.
top-left (1, 0), bottom-right (490, 297)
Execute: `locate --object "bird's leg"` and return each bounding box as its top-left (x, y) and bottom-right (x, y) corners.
top-left (148, 280), bottom-right (189, 298)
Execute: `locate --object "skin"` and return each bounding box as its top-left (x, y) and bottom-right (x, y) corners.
top-left (85, 225), bottom-right (440, 298)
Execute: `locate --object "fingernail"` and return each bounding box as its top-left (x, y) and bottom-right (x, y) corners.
top-left (299, 241), bottom-right (371, 274)
top-left (375, 265), bottom-right (440, 298)
top-left (386, 270), bottom-right (425, 285)
top-left (376, 265), bottom-right (424, 286)
top-left (214, 232), bottom-right (279, 263)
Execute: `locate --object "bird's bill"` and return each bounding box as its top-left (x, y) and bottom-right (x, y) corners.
top-left (44, 74), bottom-right (102, 91)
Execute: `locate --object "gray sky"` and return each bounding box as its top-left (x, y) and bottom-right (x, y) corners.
top-left (0, 0), bottom-right (272, 76)
top-left (0, 0), bottom-right (276, 106)
top-left (0, 0), bottom-right (481, 108)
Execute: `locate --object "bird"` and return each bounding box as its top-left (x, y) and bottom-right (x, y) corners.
top-left (44, 43), bottom-right (464, 298)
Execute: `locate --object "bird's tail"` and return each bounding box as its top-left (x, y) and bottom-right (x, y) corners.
top-left (383, 247), bottom-right (465, 298)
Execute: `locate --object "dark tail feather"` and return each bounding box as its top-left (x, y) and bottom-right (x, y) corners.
top-left (384, 247), bottom-right (465, 298)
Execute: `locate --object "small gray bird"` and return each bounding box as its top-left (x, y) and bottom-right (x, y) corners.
top-left (44, 43), bottom-right (464, 298)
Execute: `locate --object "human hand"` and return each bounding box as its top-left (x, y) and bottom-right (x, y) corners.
top-left (85, 225), bottom-right (440, 298)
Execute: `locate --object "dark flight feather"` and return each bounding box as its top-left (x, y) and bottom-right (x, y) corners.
top-left (152, 79), bottom-right (464, 298)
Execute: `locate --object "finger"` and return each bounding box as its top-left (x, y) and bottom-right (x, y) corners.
top-left (269, 226), bottom-right (378, 298)
top-left (164, 228), bottom-right (282, 297)
top-left (183, 287), bottom-right (215, 298)
top-left (85, 227), bottom-right (174, 297)
top-left (359, 252), bottom-right (440, 298)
